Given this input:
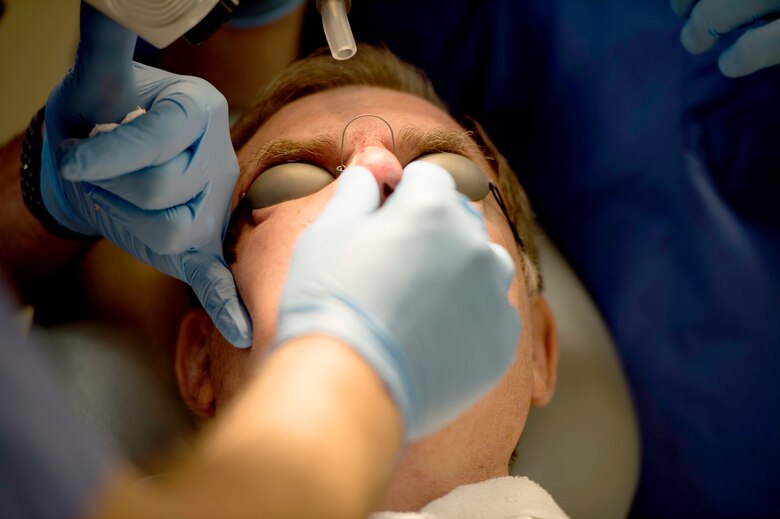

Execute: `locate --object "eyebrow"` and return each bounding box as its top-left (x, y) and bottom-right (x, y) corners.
top-left (248, 135), bottom-right (341, 178)
top-left (396, 126), bottom-right (488, 163)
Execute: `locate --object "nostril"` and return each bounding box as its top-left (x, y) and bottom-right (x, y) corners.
top-left (382, 183), bottom-right (394, 199)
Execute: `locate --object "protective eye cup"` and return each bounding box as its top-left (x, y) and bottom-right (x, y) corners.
top-left (226, 151), bottom-right (523, 254)
top-left (243, 152), bottom-right (490, 209)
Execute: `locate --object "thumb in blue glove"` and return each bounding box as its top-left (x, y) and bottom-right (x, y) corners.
top-left (671, 0), bottom-right (780, 77)
top-left (40, 2), bottom-right (251, 347)
top-left (275, 163), bottom-right (520, 440)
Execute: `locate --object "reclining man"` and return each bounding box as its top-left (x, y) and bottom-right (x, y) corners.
top-left (172, 45), bottom-right (564, 517)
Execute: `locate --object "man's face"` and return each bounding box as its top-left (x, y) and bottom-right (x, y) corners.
top-left (176, 86), bottom-right (557, 511)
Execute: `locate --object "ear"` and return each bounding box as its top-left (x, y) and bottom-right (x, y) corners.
top-left (175, 308), bottom-right (216, 418)
top-left (529, 296), bottom-right (558, 406)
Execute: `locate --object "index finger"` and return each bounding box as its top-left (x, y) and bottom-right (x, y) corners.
top-left (184, 253), bottom-right (253, 348)
top-left (390, 160), bottom-right (469, 212)
top-left (314, 166), bottom-right (380, 226)
top-left (397, 160), bottom-right (457, 195)
top-left (59, 96), bottom-right (208, 181)
top-left (391, 160), bottom-right (486, 230)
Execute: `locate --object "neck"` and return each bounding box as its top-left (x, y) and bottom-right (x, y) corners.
top-left (377, 448), bottom-right (509, 512)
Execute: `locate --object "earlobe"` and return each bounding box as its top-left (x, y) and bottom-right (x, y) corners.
top-left (530, 296), bottom-right (559, 407)
top-left (175, 309), bottom-right (217, 418)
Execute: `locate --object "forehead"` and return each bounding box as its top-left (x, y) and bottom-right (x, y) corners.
top-left (237, 86), bottom-right (463, 162)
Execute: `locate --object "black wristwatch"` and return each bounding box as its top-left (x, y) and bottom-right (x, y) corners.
top-left (19, 107), bottom-right (94, 241)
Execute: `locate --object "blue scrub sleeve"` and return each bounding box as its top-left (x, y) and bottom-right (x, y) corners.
top-left (0, 287), bottom-right (113, 519)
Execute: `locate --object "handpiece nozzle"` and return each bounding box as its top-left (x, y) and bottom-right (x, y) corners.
top-left (316, 0), bottom-right (356, 60)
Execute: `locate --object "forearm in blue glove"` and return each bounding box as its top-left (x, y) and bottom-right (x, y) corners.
top-left (39, 3), bottom-right (251, 347)
top-left (672, 0), bottom-right (780, 77)
top-left (274, 163), bottom-right (521, 441)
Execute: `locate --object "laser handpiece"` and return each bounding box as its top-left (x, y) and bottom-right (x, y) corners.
top-left (84, 0), bottom-right (358, 60)
top-left (83, 0), bottom-right (241, 48)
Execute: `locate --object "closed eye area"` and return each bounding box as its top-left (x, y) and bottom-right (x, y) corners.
top-left (236, 126), bottom-right (490, 196)
top-left (245, 153), bottom-right (487, 211)
top-left (223, 127), bottom-right (493, 264)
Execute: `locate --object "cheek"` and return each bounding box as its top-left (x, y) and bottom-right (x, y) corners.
top-left (232, 186), bottom-right (339, 350)
top-left (208, 333), bottom-right (253, 407)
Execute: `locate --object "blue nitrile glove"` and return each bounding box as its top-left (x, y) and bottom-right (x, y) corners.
top-left (40, 3), bottom-right (251, 347)
top-left (275, 163), bottom-right (521, 440)
top-left (671, 0), bottom-right (780, 77)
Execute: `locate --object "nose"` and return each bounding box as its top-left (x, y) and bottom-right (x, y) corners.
top-left (347, 145), bottom-right (403, 203)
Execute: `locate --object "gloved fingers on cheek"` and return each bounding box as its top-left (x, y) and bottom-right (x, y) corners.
top-left (91, 150), bottom-right (198, 211)
top-left (59, 99), bottom-right (209, 182)
top-left (314, 166), bottom-right (380, 226)
top-left (718, 20), bottom-right (780, 77)
top-left (496, 310), bottom-right (521, 367)
top-left (382, 161), bottom-right (456, 215)
top-left (457, 197), bottom-right (488, 229)
top-left (388, 164), bottom-right (487, 241)
top-left (183, 252), bottom-right (253, 348)
top-left (487, 242), bottom-right (516, 290)
top-left (483, 245), bottom-right (522, 362)
top-left (397, 161), bottom-right (456, 197)
top-left (89, 188), bottom-right (206, 255)
top-left (671, 0), bottom-right (697, 18)
top-left (291, 172), bottom-right (378, 267)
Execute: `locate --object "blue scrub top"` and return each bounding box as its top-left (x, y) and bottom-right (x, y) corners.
top-left (0, 287), bottom-right (111, 519)
top-left (300, 1), bottom-right (780, 516)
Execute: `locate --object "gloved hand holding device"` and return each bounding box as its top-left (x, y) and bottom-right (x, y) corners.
top-left (40, 3), bottom-right (251, 347)
top-left (672, 0), bottom-right (780, 77)
top-left (275, 163), bottom-right (521, 440)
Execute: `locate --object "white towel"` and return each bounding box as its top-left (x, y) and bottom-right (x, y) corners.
top-left (370, 476), bottom-right (569, 519)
